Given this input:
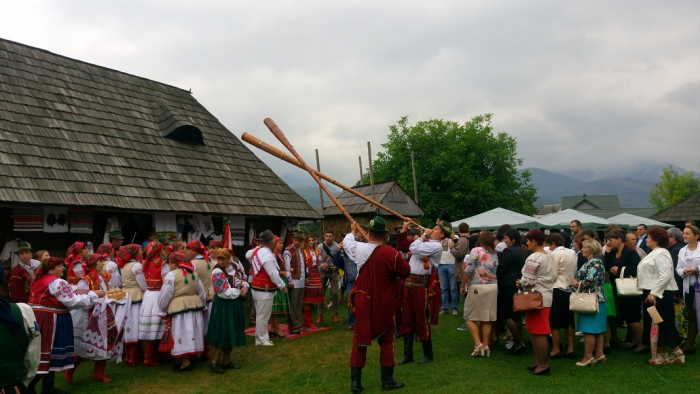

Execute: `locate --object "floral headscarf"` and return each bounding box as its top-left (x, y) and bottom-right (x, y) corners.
top-left (188, 240), bottom-right (210, 269)
top-left (65, 241), bottom-right (85, 267)
top-left (117, 244), bottom-right (142, 268)
top-left (169, 251), bottom-right (196, 284)
top-left (143, 241), bottom-right (164, 269)
top-left (96, 243), bottom-right (114, 256)
top-left (83, 253), bottom-right (107, 278)
top-left (36, 256), bottom-right (64, 278)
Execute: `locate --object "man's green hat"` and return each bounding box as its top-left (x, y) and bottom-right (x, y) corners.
top-left (16, 240), bottom-right (32, 254)
top-left (109, 230), bottom-right (124, 240)
top-left (437, 221), bottom-right (453, 238)
top-left (292, 232), bottom-right (305, 240)
top-left (364, 216), bottom-right (390, 233)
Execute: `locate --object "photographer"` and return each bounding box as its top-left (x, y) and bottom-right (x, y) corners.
top-left (316, 230), bottom-right (341, 324)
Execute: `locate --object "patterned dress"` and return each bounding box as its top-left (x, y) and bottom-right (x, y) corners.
top-left (575, 257), bottom-right (607, 333)
top-left (207, 265), bottom-right (247, 348)
top-left (303, 250), bottom-right (324, 304)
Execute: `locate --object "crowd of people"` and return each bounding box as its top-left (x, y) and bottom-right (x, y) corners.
top-left (1, 217), bottom-right (699, 393)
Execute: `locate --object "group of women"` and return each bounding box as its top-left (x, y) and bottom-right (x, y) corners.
top-left (458, 223), bottom-right (700, 376)
top-left (11, 236), bottom-right (257, 393)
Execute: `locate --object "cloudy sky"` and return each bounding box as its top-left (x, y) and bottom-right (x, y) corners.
top-left (1, 1), bottom-right (698, 187)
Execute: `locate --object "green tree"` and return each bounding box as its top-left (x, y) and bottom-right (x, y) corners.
top-left (364, 114), bottom-right (537, 222)
top-left (649, 165), bottom-right (700, 210)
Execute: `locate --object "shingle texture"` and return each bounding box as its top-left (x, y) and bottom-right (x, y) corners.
top-left (322, 181), bottom-right (423, 217)
top-left (0, 38), bottom-right (320, 219)
top-left (651, 192), bottom-right (700, 222)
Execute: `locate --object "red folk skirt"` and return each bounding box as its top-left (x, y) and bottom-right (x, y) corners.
top-left (304, 266), bottom-right (324, 304)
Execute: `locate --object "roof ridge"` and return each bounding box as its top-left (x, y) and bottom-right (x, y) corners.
top-left (0, 37), bottom-right (191, 94)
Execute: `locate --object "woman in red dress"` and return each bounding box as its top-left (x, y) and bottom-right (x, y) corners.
top-left (302, 235), bottom-right (324, 330)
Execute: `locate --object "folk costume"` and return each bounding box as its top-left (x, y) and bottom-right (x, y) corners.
top-left (302, 236), bottom-right (324, 328)
top-left (8, 241), bottom-right (37, 303)
top-left (28, 257), bottom-right (98, 394)
top-left (66, 254), bottom-right (120, 383)
top-left (250, 231), bottom-right (286, 346)
top-left (138, 240), bottom-right (169, 366)
top-left (283, 233), bottom-right (306, 333)
top-left (157, 252), bottom-right (207, 359)
top-left (207, 250), bottom-right (247, 351)
top-left (343, 216), bottom-right (411, 393)
top-left (98, 243), bottom-right (122, 289)
top-left (272, 242), bottom-right (291, 316)
top-left (189, 240), bottom-right (215, 336)
top-left (119, 244), bottom-right (147, 366)
top-left (65, 242), bottom-right (87, 287)
top-left (396, 222), bottom-right (450, 366)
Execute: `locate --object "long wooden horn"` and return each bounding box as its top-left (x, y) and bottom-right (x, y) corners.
top-left (262, 118), bottom-right (370, 239)
top-left (242, 131), bottom-right (424, 229)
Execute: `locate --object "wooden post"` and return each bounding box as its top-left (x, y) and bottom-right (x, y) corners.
top-left (411, 150), bottom-right (418, 204)
top-left (367, 141), bottom-right (376, 203)
top-left (316, 149), bottom-right (325, 234)
top-left (358, 156), bottom-right (363, 185)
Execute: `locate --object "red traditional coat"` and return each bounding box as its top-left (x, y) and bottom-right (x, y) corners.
top-left (351, 245), bottom-right (410, 346)
top-left (396, 232), bottom-right (441, 326)
top-left (8, 264), bottom-right (32, 303)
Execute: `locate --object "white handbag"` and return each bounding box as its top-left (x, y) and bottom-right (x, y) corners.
top-left (569, 284), bottom-right (599, 314)
top-left (615, 266), bottom-right (642, 296)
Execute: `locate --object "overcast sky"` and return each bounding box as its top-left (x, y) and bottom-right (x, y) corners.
top-left (1, 1), bottom-right (698, 187)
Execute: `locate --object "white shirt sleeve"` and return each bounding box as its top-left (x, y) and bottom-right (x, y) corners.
top-left (132, 263), bottom-right (148, 292)
top-left (161, 263), bottom-right (171, 279)
top-left (652, 251), bottom-right (674, 299)
top-left (75, 279), bottom-right (90, 295)
top-left (73, 263), bottom-right (84, 279)
top-left (197, 280), bottom-right (207, 304)
top-left (211, 268), bottom-right (241, 300)
top-left (157, 272), bottom-right (175, 311)
top-left (342, 233), bottom-right (359, 264)
top-left (49, 278), bottom-right (97, 310)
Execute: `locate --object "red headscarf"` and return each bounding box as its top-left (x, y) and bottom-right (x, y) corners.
top-left (143, 241), bottom-right (164, 269)
top-left (169, 251), bottom-right (196, 284)
top-left (208, 240), bottom-right (221, 248)
top-left (117, 244), bottom-right (142, 268)
top-left (187, 240), bottom-right (210, 268)
top-left (36, 257), bottom-right (64, 278)
top-left (83, 253), bottom-right (108, 280)
top-left (65, 241), bottom-right (85, 267)
top-left (96, 243), bottom-right (114, 256)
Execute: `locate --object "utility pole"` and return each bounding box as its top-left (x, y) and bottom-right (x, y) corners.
top-left (411, 150), bottom-right (418, 204)
top-left (368, 142), bottom-right (376, 203)
top-left (358, 156), bottom-right (363, 184)
top-left (316, 149), bottom-right (325, 234)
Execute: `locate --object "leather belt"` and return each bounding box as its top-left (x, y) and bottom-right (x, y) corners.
top-left (405, 274), bottom-right (430, 288)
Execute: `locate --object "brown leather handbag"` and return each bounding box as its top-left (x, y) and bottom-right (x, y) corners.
top-left (513, 288), bottom-right (543, 312)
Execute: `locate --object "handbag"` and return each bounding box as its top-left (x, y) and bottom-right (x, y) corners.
top-left (569, 284), bottom-right (599, 314)
top-left (513, 288), bottom-right (543, 312)
top-left (615, 266), bottom-right (642, 296)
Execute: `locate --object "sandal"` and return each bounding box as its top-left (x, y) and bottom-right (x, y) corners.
top-left (471, 344), bottom-right (484, 357)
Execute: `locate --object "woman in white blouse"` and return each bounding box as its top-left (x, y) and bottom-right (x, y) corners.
top-left (637, 226), bottom-right (683, 365)
top-left (677, 225), bottom-right (700, 354)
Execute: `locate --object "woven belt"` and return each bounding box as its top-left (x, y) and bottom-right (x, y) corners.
top-left (405, 274), bottom-right (430, 288)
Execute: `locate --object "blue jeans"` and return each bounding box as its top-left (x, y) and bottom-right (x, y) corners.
top-left (438, 264), bottom-right (458, 312)
top-left (347, 281), bottom-right (355, 327)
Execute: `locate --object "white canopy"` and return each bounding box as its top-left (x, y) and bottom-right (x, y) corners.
top-left (539, 209), bottom-right (609, 228)
top-left (607, 213), bottom-right (674, 229)
top-left (451, 207), bottom-right (543, 231)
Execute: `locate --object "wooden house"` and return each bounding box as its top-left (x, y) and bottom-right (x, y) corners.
top-left (651, 192), bottom-right (700, 228)
top-left (0, 38), bottom-right (321, 274)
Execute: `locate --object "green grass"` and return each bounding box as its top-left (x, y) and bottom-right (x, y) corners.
top-left (56, 295), bottom-right (700, 394)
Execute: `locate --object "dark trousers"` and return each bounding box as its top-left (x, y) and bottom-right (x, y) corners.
top-left (288, 287), bottom-right (305, 331)
top-left (641, 289), bottom-right (681, 348)
top-left (399, 287), bottom-right (431, 341)
top-left (350, 325), bottom-right (396, 368)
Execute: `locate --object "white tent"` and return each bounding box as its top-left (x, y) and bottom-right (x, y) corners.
top-left (607, 213), bottom-right (674, 229)
top-left (451, 207), bottom-right (543, 231)
top-left (539, 209), bottom-right (609, 228)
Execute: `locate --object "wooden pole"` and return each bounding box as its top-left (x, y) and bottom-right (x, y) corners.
top-left (315, 149), bottom-right (325, 234)
top-left (358, 156), bottom-right (363, 185)
top-left (411, 150), bottom-right (418, 204)
top-left (367, 141), bottom-right (376, 203)
top-left (241, 132), bottom-right (424, 229)
top-left (262, 118), bottom-right (370, 240)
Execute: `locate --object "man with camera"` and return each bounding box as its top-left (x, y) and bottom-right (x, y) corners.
top-left (316, 230), bottom-right (341, 323)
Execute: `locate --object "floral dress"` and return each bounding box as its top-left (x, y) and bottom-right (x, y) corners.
top-left (575, 257), bottom-right (606, 303)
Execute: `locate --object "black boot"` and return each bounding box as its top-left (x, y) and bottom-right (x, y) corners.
top-left (350, 367), bottom-right (364, 393)
top-left (381, 366), bottom-right (405, 391)
top-left (398, 337), bottom-right (413, 365)
top-left (417, 339), bottom-right (434, 364)
top-left (43, 371), bottom-right (68, 394)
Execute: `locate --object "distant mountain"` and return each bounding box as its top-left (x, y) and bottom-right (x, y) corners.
top-left (291, 185), bottom-right (341, 208)
top-left (523, 168), bottom-right (655, 208)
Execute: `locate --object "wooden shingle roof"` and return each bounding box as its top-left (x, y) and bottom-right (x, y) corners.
top-left (0, 38), bottom-right (321, 219)
top-left (651, 192), bottom-right (700, 222)
top-left (322, 181), bottom-right (423, 217)
top-left (561, 195), bottom-right (620, 210)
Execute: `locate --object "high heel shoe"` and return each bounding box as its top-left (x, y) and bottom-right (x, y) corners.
top-left (575, 357), bottom-right (594, 366)
top-left (509, 343), bottom-right (526, 356)
top-left (526, 364), bottom-right (537, 371)
top-left (593, 355), bottom-right (606, 364)
top-left (480, 346), bottom-right (491, 358)
top-left (471, 344), bottom-right (484, 357)
top-left (667, 349), bottom-right (685, 364)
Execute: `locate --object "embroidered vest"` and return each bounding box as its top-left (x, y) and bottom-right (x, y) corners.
top-left (121, 261), bottom-right (144, 303)
top-left (251, 263), bottom-right (279, 293)
top-left (29, 275), bottom-right (66, 309)
top-left (82, 271), bottom-right (110, 291)
top-left (193, 258), bottom-right (214, 301)
top-left (167, 269), bottom-right (204, 316)
top-left (286, 246), bottom-right (303, 280)
top-left (144, 257), bottom-right (165, 291)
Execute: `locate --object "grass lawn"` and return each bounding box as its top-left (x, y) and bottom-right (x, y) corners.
top-left (56, 295), bottom-right (700, 394)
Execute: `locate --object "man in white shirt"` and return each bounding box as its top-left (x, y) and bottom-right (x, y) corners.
top-left (0, 238), bottom-right (20, 270)
top-left (249, 230), bottom-right (287, 346)
top-left (396, 218), bottom-right (452, 366)
top-left (283, 232), bottom-right (306, 334)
